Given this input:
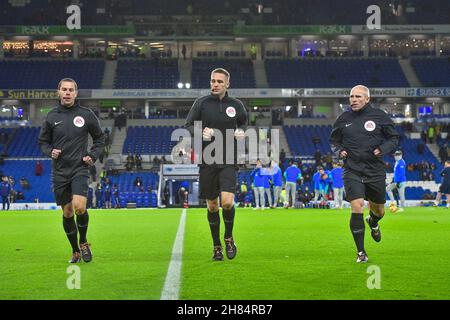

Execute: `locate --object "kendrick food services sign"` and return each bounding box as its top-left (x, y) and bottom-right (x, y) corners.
top-left (233, 25), bottom-right (352, 36)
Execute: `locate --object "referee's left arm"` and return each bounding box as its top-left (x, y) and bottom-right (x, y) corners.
top-left (329, 116), bottom-right (346, 157)
top-left (86, 110), bottom-right (105, 162)
top-left (38, 118), bottom-right (53, 158)
top-left (236, 100), bottom-right (248, 131)
top-left (378, 115), bottom-right (400, 156)
top-left (184, 98), bottom-right (203, 136)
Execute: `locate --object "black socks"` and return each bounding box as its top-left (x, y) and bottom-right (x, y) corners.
top-left (369, 211), bottom-right (383, 228)
top-left (63, 215), bottom-right (79, 253)
top-left (207, 210), bottom-right (221, 246)
top-left (222, 206), bottom-right (235, 239)
top-left (76, 211), bottom-right (89, 244)
top-left (350, 213), bottom-right (365, 253)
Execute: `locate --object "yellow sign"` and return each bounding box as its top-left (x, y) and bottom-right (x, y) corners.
top-left (2, 90), bottom-right (58, 99)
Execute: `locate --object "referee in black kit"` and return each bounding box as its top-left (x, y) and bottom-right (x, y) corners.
top-left (330, 85), bottom-right (399, 263)
top-left (39, 78), bottom-right (105, 263)
top-left (185, 68), bottom-right (248, 261)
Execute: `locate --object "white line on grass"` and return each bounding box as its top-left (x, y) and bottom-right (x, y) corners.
top-left (160, 208), bottom-right (187, 300)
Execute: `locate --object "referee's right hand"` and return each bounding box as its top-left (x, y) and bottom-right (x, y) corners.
top-left (51, 149), bottom-right (61, 159)
top-left (339, 150), bottom-right (348, 158)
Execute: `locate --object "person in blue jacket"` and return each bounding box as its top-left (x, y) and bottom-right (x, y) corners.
top-left (271, 160), bottom-right (283, 208)
top-left (386, 150), bottom-right (406, 212)
top-left (331, 161), bottom-right (344, 209)
top-left (284, 160), bottom-right (302, 208)
top-left (313, 166), bottom-right (325, 202)
top-left (251, 159), bottom-right (266, 209)
top-left (1, 176), bottom-right (12, 210)
top-left (263, 168), bottom-right (272, 208)
top-left (318, 171), bottom-right (333, 202)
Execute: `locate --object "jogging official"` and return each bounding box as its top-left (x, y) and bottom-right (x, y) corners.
top-left (184, 68), bottom-right (248, 261)
top-left (329, 85), bottom-right (399, 263)
top-left (39, 78), bottom-right (105, 263)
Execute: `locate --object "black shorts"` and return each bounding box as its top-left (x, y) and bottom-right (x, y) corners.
top-left (439, 184), bottom-right (450, 194)
top-left (53, 174), bottom-right (89, 206)
top-left (199, 165), bottom-right (237, 200)
top-left (343, 170), bottom-right (386, 204)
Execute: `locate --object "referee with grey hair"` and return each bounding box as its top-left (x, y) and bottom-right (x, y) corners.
top-left (330, 85), bottom-right (399, 263)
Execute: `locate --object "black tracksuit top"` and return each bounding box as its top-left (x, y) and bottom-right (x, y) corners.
top-left (329, 104), bottom-right (399, 180)
top-left (38, 102), bottom-right (105, 182)
top-left (185, 92), bottom-right (248, 167)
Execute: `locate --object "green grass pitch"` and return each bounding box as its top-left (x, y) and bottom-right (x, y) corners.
top-left (0, 207), bottom-right (449, 300)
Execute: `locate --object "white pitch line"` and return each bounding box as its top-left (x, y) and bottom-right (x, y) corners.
top-left (160, 208), bottom-right (187, 300)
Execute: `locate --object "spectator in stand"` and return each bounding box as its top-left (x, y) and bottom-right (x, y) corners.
top-left (279, 149), bottom-right (286, 169)
top-left (112, 184), bottom-right (120, 208)
top-left (1, 176), bottom-right (11, 210)
top-left (35, 160), bottom-right (43, 176)
top-left (417, 141), bottom-right (425, 155)
top-left (87, 186), bottom-right (93, 209)
top-left (103, 185), bottom-right (112, 209)
top-left (428, 125), bottom-right (435, 144)
top-left (135, 153), bottom-right (143, 170)
top-left (323, 153), bottom-right (333, 170)
top-left (314, 149), bottom-right (322, 166)
top-left (95, 184), bottom-right (103, 208)
top-left (134, 176), bottom-right (143, 188)
top-left (420, 130), bottom-right (427, 143)
top-left (439, 143), bottom-right (448, 165)
top-left (20, 177), bottom-right (30, 190)
top-left (125, 153), bottom-right (135, 171)
top-left (239, 181), bottom-right (248, 206)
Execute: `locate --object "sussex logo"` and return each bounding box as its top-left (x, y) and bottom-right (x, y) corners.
top-left (73, 116), bottom-right (85, 128)
top-left (226, 106), bottom-right (236, 118)
top-left (364, 120), bottom-right (376, 131)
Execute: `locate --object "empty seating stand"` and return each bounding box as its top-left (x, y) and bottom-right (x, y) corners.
top-left (265, 58), bottom-right (409, 88)
top-left (6, 127), bottom-right (44, 157)
top-left (122, 126), bottom-right (179, 155)
top-left (0, 60), bottom-right (104, 89)
top-left (411, 57), bottom-right (450, 87)
top-left (114, 59), bottom-right (179, 89)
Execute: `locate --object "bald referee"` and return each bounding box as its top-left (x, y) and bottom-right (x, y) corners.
top-left (330, 85), bottom-right (399, 263)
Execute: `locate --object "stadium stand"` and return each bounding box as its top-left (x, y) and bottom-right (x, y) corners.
top-left (191, 59), bottom-right (256, 88)
top-left (284, 125), bottom-right (333, 156)
top-left (114, 59), bottom-right (179, 89)
top-left (109, 172), bottom-right (159, 208)
top-left (0, 159), bottom-right (53, 203)
top-left (265, 58), bottom-right (409, 88)
top-left (6, 127), bottom-right (43, 157)
top-left (410, 57), bottom-right (450, 87)
top-left (0, 60), bottom-right (105, 89)
top-left (122, 126), bottom-right (179, 155)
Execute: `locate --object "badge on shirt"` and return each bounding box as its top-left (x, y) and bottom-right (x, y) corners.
top-left (364, 120), bottom-right (376, 131)
top-left (73, 116), bottom-right (85, 128)
top-left (226, 106), bottom-right (236, 118)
